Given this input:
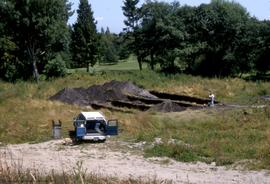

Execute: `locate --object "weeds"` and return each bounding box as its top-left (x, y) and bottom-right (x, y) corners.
top-left (134, 107), bottom-right (270, 169)
top-left (1, 71), bottom-right (270, 169)
top-left (0, 151), bottom-right (171, 184)
top-left (145, 143), bottom-right (202, 162)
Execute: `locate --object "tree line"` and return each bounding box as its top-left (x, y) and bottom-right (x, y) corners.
top-left (0, 0), bottom-right (270, 82)
top-left (0, 0), bottom-right (124, 82)
top-left (122, 0), bottom-right (270, 77)
top-left (0, 0), bottom-right (72, 82)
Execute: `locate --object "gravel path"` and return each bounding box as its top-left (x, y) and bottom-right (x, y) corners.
top-left (0, 140), bottom-right (269, 184)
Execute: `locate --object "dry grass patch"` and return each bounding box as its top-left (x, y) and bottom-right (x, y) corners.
top-left (0, 98), bottom-right (82, 143)
top-left (1, 71), bottom-right (270, 169)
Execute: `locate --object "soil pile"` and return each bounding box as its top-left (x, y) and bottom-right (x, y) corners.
top-left (86, 80), bottom-right (157, 103)
top-left (50, 80), bottom-right (207, 112)
top-left (50, 80), bottom-right (157, 106)
top-left (50, 88), bottom-right (89, 106)
top-left (148, 100), bottom-right (186, 112)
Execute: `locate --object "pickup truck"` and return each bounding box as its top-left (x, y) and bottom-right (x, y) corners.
top-left (72, 111), bottom-right (118, 142)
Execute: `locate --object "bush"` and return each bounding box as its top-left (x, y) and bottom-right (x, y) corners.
top-left (44, 54), bottom-right (67, 78)
top-left (145, 144), bottom-right (203, 162)
top-left (0, 61), bottom-right (17, 82)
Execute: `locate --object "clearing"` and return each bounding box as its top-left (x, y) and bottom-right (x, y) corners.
top-left (0, 139), bottom-right (269, 184)
top-left (50, 80), bottom-right (215, 112)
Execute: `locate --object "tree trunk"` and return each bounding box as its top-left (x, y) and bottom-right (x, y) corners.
top-left (137, 55), bottom-right (142, 71)
top-left (238, 72), bottom-right (243, 78)
top-left (86, 62), bottom-right (89, 72)
top-left (32, 57), bottom-right (39, 83)
top-left (27, 47), bottom-right (39, 83)
top-left (150, 52), bottom-right (154, 70)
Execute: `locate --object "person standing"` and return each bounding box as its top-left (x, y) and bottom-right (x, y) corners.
top-left (209, 93), bottom-right (215, 107)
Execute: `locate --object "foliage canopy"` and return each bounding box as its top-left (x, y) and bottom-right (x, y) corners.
top-left (0, 0), bottom-right (72, 82)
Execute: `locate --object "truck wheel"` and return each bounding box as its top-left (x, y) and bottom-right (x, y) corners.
top-left (72, 137), bottom-right (81, 145)
top-left (99, 139), bottom-right (106, 143)
top-left (69, 131), bottom-right (75, 139)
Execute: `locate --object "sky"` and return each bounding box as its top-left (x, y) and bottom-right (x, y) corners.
top-left (68, 0), bottom-right (270, 33)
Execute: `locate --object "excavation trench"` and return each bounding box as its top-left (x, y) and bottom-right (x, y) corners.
top-left (50, 80), bottom-right (211, 112)
top-left (150, 90), bottom-right (219, 105)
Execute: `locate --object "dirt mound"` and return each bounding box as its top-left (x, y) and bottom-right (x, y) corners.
top-left (50, 80), bottom-right (207, 112)
top-left (50, 80), bottom-right (157, 106)
top-left (149, 100), bottom-right (186, 112)
top-left (50, 87), bottom-right (90, 106)
top-left (102, 80), bottom-right (157, 99)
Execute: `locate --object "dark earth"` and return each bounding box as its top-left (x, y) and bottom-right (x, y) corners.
top-left (50, 80), bottom-right (212, 112)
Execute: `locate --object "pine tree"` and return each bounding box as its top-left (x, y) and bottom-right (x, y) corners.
top-left (122, 0), bottom-right (142, 70)
top-left (122, 0), bottom-right (140, 31)
top-left (71, 0), bottom-right (99, 72)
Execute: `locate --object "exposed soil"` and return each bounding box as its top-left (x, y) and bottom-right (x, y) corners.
top-left (50, 80), bottom-right (210, 112)
top-left (50, 87), bottom-right (89, 106)
top-left (1, 140), bottom-right (269, 184)
top-left (150, 91), bottom-right (213, 104)
top-left (148, 101), bottom-right (186, 112)
top-left (50, 80), bottom-right (157, 105)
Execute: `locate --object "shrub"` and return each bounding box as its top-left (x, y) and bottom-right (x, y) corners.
top-left (44, 54), bottom-right (67, 78)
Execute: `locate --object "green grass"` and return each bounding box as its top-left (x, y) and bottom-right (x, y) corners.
top-left (1, 69), bottom-right (270, 169)
top-left (68, 55), bottom-right (147, 73)
top-left (96, 56), bottom-right (147, 71)
top-left (138, 108), bottom-right (270, 168)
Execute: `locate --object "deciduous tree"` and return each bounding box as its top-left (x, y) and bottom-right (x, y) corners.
top-left (0, 0), bottom-right (72, 82)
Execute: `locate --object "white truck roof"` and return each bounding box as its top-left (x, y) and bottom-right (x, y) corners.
top-left (80, 111), bottom-right (105, 120)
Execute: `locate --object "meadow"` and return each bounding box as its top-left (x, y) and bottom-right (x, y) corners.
top-left (1, 59), bottom-right (270, 171)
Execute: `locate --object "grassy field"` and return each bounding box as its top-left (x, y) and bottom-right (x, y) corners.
top-left (1, 60), bottom-right (270, 170)
top-left (69, 55), bottom-right (147, 73)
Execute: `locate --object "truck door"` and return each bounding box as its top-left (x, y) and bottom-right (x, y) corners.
top-left (75, 120), bottom-right (86, 137)
top-left (76, 127), bottom-right (86, 137)
top-left (106, 120), bottom-right (118, 135)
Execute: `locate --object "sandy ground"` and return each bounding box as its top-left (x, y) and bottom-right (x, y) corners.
top-left (0, 139), bottom-right (270, 184)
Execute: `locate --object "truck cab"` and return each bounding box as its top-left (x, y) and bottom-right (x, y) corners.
top-left (73, 111), bottom-right (118, 142)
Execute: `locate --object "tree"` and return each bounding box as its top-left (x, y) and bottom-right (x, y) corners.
top-left (0, 0), bottom-right (18, 81)
top-left (43, 54), bottom-right (67, 78)
top-left (99, 27), bottom-right (119, 64)
top-left (181, 0), bottom-right (250, 76)
top-left (0, 0), bottom-right (72, 82)
top-left (122, 0), bottom-right (143, 70)
top-left (14, 0), bottom-right (72, 82)
top-left (139, 1), bottom-right (184, 72)
top-left (122, 0), bottom-right (270, 76)
top-left (122, 0), bottom-right (140, 32)
top-left (253, 20), bottom-right (270, 74)
top-left (71, 0), bottom-right (99, 72)
top-left (115, 32), bottom-right (131, 60)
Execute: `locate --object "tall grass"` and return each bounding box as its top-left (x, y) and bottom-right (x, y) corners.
top-left (1, 71), bottom-right (270, 169)
top-left (130, 107), bottom-right (270, 169)
top-left (1, 70), bottom-right (270, 101)
top-left (0, 154), bottom-right (170, 184)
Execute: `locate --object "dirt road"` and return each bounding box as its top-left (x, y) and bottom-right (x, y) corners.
top-left (0, 140), bottom-right (269, 184)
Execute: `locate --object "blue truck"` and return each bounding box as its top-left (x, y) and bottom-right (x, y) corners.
top-left (73, 111), bottom-right (118, 142)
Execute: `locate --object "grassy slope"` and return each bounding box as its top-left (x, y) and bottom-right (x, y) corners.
top-left (1, 60), bottom-right (270, 169)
